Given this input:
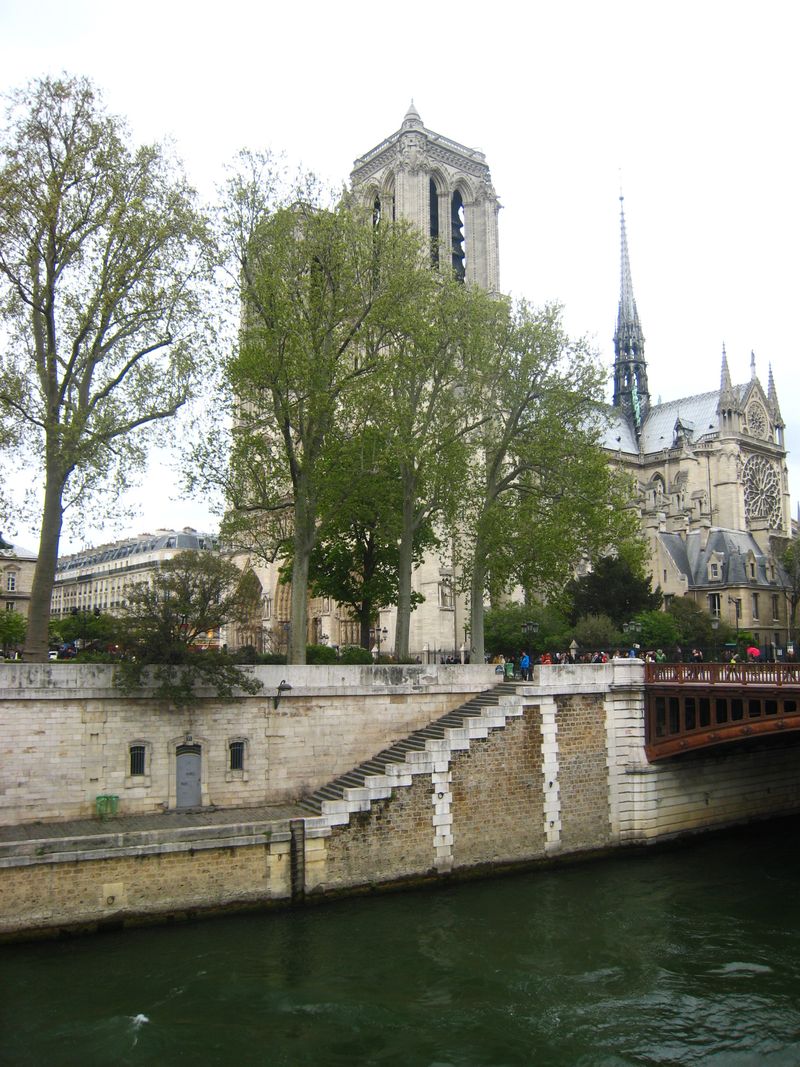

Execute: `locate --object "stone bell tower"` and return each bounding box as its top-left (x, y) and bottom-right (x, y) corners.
top-left (351, 102), bottom-right (500, 292)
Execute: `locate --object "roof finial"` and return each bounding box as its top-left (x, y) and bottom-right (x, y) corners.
top-left (750, 349), bottom-right (757, 381)
top-left (402, 100), bottom-right (423, 130)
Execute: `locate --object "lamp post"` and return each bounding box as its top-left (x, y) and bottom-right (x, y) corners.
top-left (727, 596), bottom-right (740, 646)
top-left (369, 625), bottom-right (388, 661)
top-left (623, 620), bottom-right (642, 657)
top-left (522, 620), bottom-right (539, 657)
top-left (711, 618), bottom-right (720, 661)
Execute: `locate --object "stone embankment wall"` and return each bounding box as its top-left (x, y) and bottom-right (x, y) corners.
top-left (0, 662), bottom-right (490, 824)
top-left (3, 661), bottom-right (800, 939)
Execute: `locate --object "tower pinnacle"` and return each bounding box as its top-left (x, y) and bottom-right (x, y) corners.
top-left (613, 196), bottom-right (649, 433)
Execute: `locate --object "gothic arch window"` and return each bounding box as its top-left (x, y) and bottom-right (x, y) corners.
top-left (451, 189), bottom-right (466, 282)
top-left (743, 455), bottom-right (782, 527)
top-left (373, 194), bottom-right (381, 227)
top-left (429, 178), bottom-right (440, 268)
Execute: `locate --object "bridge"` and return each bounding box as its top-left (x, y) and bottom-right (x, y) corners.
top-left (644, 662), bottom-right (800, 760)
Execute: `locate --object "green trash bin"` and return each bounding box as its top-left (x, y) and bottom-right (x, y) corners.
top-left (95, 794), bottom-right (119, 819)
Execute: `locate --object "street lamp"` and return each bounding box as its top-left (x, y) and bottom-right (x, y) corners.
top-left (623, 620), bottom-right (642, 657)
top-left (522, 620), bottom-right (539, 651)
top-left (727, 596), bottom-right (741, 645)
top-left (369, 625), bottom-right (388, 660)
top-left (711, 618), bottom-right (720, 661)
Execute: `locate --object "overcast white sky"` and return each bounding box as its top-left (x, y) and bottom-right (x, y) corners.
top-left (2, 0), bottom-right (799, 553)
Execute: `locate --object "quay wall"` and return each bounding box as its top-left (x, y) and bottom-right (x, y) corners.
top-left (3, 661), bottom-right (800, 939)
top-left (0, 662), bottom-right (491, 825)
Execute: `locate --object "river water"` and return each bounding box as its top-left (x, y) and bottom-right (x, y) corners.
top-left (2, 819), bottom-right (800, 1066)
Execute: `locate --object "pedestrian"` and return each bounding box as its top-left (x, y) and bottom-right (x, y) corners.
top-left (520, 650), bottom-right (531, 681)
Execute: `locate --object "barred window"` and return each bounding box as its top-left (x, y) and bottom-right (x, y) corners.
top-left (229, 741), bottom-right (245, 772)
top-left (129, 744), bottom-right (146, 776)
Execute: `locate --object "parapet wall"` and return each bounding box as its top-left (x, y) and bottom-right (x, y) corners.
top-left (0, 662), bottom-right (497, 825)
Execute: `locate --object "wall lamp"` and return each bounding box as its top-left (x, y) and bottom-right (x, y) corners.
top-left (273, 679), bottom-right (292, 710)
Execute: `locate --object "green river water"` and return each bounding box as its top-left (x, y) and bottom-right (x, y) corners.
top-left (2, 819), bottom-right (800, 1066)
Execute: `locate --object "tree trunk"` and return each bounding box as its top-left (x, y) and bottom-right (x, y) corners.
top-left (23, 460), bottom-right (66, 662)
top-left (394, 490), bottom-right (415, 661)
top-left (289, 483), bottom-right (316, 665)
top-left (470, 542), bottom-right (488, 665)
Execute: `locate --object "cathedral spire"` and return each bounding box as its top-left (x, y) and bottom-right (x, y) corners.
top-left (767, 363), bottom-right (784, 426)
top-left (720, 343), bottom-right (732, 392)
top-left (613, 195), bottom-right (649, 433)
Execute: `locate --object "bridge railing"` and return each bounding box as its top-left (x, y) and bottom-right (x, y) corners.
top-left (645, 662), bottom-right (800, 687)
top-left (644, 661), bottom-right (800, 760)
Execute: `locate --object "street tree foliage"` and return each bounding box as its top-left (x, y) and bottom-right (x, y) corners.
top-left (115, 551), bottom-right (263, 706)
top-left (301, 430), bottom-right (436, 649)
top-left (773, 533), bottom-right (800, 647)
top-left (483, 600), bottom-right (570, 661)
top-left (356, 275), bottom-right (499, 660)
top-left (632, 609), bottom-right (680, 651)
top-left (572, 613), bottom-right (621, 652)
top-left (0, 75), bottom-right (214, 662)
top-left (0, 610), bottom-right (26, 656)
top-left (665, 597), bottom-right (734, 654)
top-left (457, 299), bottom-right (644, 662)
top-left (566, 555), bottom-right (662, 628)
top-left (214, 154), bottom-right (427, 663)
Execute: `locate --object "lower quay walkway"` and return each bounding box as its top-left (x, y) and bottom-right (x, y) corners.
top-left (0, 802), bottom-right (306, 847)
top-left (644, 662), bottom-right (800, 760)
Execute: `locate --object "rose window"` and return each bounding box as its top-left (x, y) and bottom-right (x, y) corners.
top-left (747, 403), bottom-right (768, 439)
top-left (743, 455), bottom-right (782, 527)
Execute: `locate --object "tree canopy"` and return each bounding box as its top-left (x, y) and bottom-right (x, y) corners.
top-left (115, 551), bottom-right (263, 705)
top-left (0, 75), bottom-right (213, 661)
top-left (566, 555), bottom-right (662, 628)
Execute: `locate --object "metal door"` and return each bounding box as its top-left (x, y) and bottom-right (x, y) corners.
top-left (176, 744), bottom-right (202, 807)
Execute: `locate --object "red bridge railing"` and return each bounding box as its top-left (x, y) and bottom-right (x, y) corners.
top-left (643, 662), bottom-right (800, 760)
top-left (645, 662), bottom-right (800, 687)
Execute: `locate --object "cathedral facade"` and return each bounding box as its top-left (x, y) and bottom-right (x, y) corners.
top-left (235, 108), bottom-right (793, 660)
top-left (603, 199), bottom-right (793, 651)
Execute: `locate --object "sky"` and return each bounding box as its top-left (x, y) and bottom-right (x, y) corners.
top-left (2, 0), bottom-right (799, 553)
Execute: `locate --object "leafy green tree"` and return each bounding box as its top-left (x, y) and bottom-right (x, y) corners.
top-left (773, 534), bottom-right (800, 648)
top-left (215, 157), bottom-right (426, 663)
top-left (566, 556), bottom-right (662, 628)
top-left (633, 609), bottom-right (680, 651)
top-left (115, 551), bottom-right (263, 705)
top-left (572, 613), bottom-right (621, 653)
top-left (457, 300), bottom-right (643, 663)
top-left (0, 75), bottom-right (213, 662)
top-left (361, 274), bottom-right (498, 660)
top-left (483, 601), bottom-right (570, 660)
top-left (0, 610), bottom-right (26, 656)
top-left (665, 597), bottom-right (733, 655)
top-left (280, 428), bottom-right (435, 649)
top-left (51, 609), bottom-right (118, 651)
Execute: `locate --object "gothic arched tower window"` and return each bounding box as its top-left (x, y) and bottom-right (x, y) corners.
top-left (429, 178), bottom-right (440, 268)
top-left (451, 190), bottom-right (466, 283)
top-left (350, 104), bottom-right (500, 292)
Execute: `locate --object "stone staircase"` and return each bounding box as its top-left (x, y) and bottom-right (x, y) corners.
top-left (298, 681), bottom-right (524, 822)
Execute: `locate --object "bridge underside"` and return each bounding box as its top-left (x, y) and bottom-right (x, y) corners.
top-left (646, 686), bottom-right (800, 761)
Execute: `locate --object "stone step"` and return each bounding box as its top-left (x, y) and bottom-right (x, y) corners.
top-left (298, 680), bottom-right (519, 819)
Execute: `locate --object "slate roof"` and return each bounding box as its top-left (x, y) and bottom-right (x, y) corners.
top-left (600, 383), bottom-right (750, 457)
top-left (658, 528), bottom-right (778, 589)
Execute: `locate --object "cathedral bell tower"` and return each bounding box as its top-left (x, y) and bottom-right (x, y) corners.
top-left (350, 103), bottom-right (500, 292)
top-left (613, 196), bottom-right (650, 434)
